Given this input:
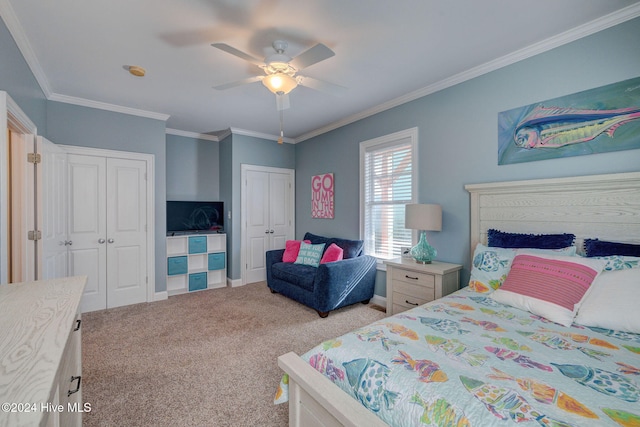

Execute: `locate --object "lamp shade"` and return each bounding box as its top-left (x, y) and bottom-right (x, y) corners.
top-left (405, 204), bottom-right (442, 231)
top-left (262, 72), bottom-right (298, 94)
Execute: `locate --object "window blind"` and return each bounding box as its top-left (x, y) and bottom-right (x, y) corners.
top-left (363, 137), bottom-right (413, 259)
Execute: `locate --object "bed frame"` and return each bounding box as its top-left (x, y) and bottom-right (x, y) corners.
top-left (278, 171), bottom-right (640, 427)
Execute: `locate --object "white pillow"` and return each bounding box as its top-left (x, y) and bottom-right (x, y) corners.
top-left (467, 244), bottom-right (577, 294)
top-left (490, 253), bottom-right (605, 327)
top-left (574, 268), bottom-right (640, 333)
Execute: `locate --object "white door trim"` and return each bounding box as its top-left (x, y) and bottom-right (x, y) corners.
top-left (60, 145), bottom-right (155, 303)
top-left (0, 91), bottom-right (38, 284)
top-left (240, 164), bottom-right (295, 286)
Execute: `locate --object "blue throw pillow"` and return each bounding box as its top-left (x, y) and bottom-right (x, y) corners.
top-left (487, 229), bottom-right (575, 249)
top-left (302, 232), bottom-right (364, 259)
top-left (294, 242), bottom-right (326, 267)
top-left (584, 238), bottom-right (640, 257)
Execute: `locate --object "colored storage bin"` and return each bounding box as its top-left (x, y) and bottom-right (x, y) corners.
top-left (167, 256), bottom-right (188, 275)
top-left (188, 272), bottom-right (207, 292)
top-left (208, 252), bottom-right (226, 271)
top-left (188, 236), bottom-right (207, 254)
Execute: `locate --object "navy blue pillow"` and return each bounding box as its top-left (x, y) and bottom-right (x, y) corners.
top-left (487, 229), bottom-right (575, 249)
top-left (303, 232), bottom-right (364, 259)
top-left (584, 238), bottom-right (640, 257)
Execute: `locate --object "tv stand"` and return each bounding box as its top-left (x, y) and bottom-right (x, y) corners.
top-left (166, 233), bottom-right (227, 295)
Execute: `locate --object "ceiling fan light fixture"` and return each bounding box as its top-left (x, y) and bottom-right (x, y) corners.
top-left (262, 72), bottom-right (297, 94)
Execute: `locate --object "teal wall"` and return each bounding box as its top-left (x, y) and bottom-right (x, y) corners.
top-left (46, 101), bottom-right (168, 293)
top-left (166, 134), bottom-right (219, 201)
top-left (295, 17), bottom-right (640, 297)
top-left (2, 14), bottom-right (640, 299)
top-left (220, 133), bottom-right (296, 280)
top-left (0, 16), bottom-right (46, 132)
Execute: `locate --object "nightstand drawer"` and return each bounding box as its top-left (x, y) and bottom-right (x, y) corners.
top-left (393, 280), bottom-right (434, 301)
top-left (392, 290), bottom-right (430, 311)
top-left (392, 268), bottom-right (435, 288)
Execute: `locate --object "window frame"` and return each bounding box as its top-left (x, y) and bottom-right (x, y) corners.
top-left (359, 127), bottom-right (418, 267)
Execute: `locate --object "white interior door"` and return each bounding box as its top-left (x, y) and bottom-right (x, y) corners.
top-left (268, 172), bottom-right (291, 251)
top-left (105, 157), bottom-right (147, 309)
top-left (9, 131), bottom-right (33, 283)
top-left (68, 154), bottom-right (107, 312)
top-left (245, 169), bottom-right (270, 284)
top-left (39, 137), bottom-right (68, 279)
top-left (242, 165), bottom-right (294, 285)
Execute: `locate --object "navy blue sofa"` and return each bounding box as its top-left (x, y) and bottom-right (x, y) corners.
top-left (266, 232), bottom-right (377, 317)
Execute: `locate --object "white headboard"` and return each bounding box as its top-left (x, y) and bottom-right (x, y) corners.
top-left (465, 171), bottom-right (640, 255)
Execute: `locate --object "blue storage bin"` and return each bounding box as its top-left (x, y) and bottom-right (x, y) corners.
top-left (208, 252), bottom-right (226, 270)
top-left (189, 272), bottom-right (207, 292)
top-left (188, 236), bottom-right (207, 254)
top-left (167, 256), bottom-right (188, 275)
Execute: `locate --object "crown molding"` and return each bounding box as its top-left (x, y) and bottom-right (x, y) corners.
top-left (229, 127), bottom-right (295, 144)
top-left (294, 3), bottom-right (640, 143)
top-left (0, 0), bottom-right (52, 97)
top-left (166, 128), bottom-right (219, 142)
top-left (48, 92), bottom-right (170, 121)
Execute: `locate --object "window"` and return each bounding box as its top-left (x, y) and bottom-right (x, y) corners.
top-left (360, 128), bottom-right (417, 260)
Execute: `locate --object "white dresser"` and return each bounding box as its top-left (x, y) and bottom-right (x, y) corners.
top-left (0, 276), bottom-right (87, 427)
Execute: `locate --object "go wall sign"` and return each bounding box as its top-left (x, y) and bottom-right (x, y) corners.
top-left (311, 173), bottom-right (334, 219)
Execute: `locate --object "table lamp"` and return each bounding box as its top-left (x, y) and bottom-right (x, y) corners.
top-left (405, 204), bottom-right (442, 264)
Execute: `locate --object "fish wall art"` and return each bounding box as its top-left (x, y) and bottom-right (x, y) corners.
top-left (498, 76), bottom-right (640, 164)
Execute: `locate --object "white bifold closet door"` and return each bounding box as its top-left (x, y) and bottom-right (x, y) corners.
top-left (68, 153), bottom-right (147, 312)
top-left (243, 166), bottom-right (294, 284)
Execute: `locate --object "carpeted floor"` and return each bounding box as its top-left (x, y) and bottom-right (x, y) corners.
top-left (81, 281), bottom-right (387, 426)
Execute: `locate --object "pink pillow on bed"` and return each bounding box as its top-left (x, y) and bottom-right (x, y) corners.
top-left (491, 253), bottom-right (605, 327)
top-left (320, 243), bottom-right (344, 264)
top-left (283, 240), bottom-right (311, 263)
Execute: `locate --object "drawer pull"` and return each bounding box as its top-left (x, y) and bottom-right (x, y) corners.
top-left (405, 300), bottom-right (419, 306)
top-left (73, 319), bottom-right (82, 331)
top-left (68, 376), bottom-right (81, 397)
top-left (405, 275), bottom-right (419, 280)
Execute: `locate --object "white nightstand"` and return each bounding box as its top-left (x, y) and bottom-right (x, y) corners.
top-left (384, 258), bottom-right (462, 315)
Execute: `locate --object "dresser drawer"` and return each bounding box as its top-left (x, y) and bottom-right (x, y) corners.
top-left (392, 267), bottom-right (435, 288)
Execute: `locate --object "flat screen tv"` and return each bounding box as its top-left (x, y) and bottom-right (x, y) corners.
top-left (166, 201), bottom-right (224, 235)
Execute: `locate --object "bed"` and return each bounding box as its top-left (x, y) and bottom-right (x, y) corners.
top-left (276, 171), bottom-right (640, 427)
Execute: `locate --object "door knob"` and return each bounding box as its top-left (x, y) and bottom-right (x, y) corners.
top-left (98, 238), bottom-right (106, 244)
top-left (65, 240), bottom-right (73, 246)
top-left (265, 230), bottom-right (270, 234)
top-left (108, 238), bottom-right (115, 244)
top-left (269, 230), bottom-right (274, 234)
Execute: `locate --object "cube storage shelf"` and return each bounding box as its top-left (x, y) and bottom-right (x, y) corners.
top-left (166, 233), bottom-right (227, 296)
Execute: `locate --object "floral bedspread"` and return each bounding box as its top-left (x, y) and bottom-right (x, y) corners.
top-left (275, 288), bottom-right (640, 426)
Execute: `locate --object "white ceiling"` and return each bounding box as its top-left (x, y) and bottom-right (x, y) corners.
top-left (2, 0), bottom-right (640, 142)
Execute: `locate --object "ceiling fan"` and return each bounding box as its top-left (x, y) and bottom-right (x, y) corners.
top-left (212, 40), bottom-right (346, 111)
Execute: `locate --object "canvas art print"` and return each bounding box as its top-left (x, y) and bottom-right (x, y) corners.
top-left (498, 76), bottom-right (640, 165)
top-left (311, 173), bottom-right (334, 218)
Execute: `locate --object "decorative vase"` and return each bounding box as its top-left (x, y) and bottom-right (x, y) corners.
top-left (410, 231), bottom-right (437, 264)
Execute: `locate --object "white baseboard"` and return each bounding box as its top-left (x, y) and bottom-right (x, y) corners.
top-left (227, 277), bottom-right (243, 287)
top-left (154, 291), bottom-right (168, 301)
top-left (371, 294), bottom-right (386, 310)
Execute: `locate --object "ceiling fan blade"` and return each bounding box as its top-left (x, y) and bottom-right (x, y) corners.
top-left (297, 76), bottom-right (347, 97)
top-left (289, 43), bottom-right (334, 70)
top-left (211, 43), bottom-right (264, 66)
top-left (276, 93), bottom-right (290, 111)
top-left (213, 75), bottom-right (263, 90)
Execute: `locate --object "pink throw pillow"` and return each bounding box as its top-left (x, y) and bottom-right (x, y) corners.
top-left (283, 240), bottom-right (310, 263)
top-left (491, 253), bottom-right (605, 327)
top-left (320, 243), bottom-right (344, 264)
